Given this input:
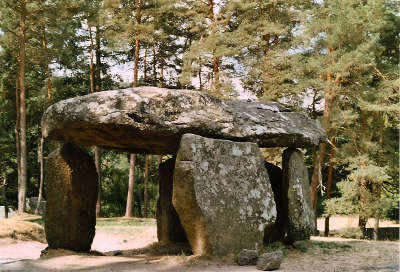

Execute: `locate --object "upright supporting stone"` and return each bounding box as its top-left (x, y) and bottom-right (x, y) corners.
top-left (45, 143), bottom-right (98, 252)
top-left (282, 148), bottom-right (315, 242)
top-left (263, 162), bottom-right (285, 243)
top-left (156, 157), bottom-right (187, 243)
top-left (173, 134), bottom-right (276, 256)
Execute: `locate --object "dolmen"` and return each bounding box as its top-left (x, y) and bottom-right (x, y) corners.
top-left (41, 87), bottom-right (325, 256)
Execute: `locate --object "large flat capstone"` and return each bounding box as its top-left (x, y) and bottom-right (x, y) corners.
top-left (42, 87), bottom-right (326, 154)
top-left (173, 134), bottom-right (277, 256)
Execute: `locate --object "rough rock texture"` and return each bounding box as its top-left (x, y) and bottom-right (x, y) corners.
top-left (156, 157), bottom-right (188, 243)
top-left (263, 162), bottom-right (285, 243)
top-left (256, 250), bottom-right (284, 271)
top-left (282, 148), bottom-right (315, 242)
top-left (42, 87), bottom-right (326, 154)
top-left (237, 249), bottom-right (258, 266)
top-left (44, 143), bottom-right (98, 252)
top-left (173, 134), bottom-right (276, 256)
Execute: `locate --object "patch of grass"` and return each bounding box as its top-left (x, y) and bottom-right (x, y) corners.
top-left (29, 218), bottom-right (44, 226)
top-left (96, 217), bottom-right (156, 227)
top-left (335, 227), bottom-right (363, 239)
top-left (263, 241), bottom-right (290, 256)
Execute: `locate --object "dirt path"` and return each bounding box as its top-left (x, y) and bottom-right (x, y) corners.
top-left (0, 225), bottom-right (399, 271)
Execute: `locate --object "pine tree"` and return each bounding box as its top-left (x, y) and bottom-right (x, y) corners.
top-left (299, 0), bottom-right (399, 236)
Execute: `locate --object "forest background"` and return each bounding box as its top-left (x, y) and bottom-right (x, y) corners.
top-left (0, 0), bottom-right (398, 238)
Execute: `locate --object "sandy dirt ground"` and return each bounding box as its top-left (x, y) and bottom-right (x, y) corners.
top-left (0, 218), bottom-right (399, 272)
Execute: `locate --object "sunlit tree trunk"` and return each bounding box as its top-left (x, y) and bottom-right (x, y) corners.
top-left (94, 26), bottom-right (102, 217)
top-left (208, 0), bottom-right (220, 95)
top-left (42, 25), bottom-right (52, 102)
top-left (127, 0), bottom-right (141, 217)
top-left (125, 154), bottom-right (136, 217)
top-left (324, 145), bottom-right (335, 236)
top-left (143, 155), bottom-right (149, 218)
top-left (2, 171), bottom-right (8, 219)
top-left (18, 0), bottom-right (27, 214)
top-left (94, 147), bottom-right (101, 217)
top-left (152, 44), bottom-right (156, 84)
top-left (35, 137), bottom-right (44, 214)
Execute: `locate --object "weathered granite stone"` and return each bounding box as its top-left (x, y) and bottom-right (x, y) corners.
top-left (256, 250), bottom-right (284, 271)
top-left (173, 134), bottom-right (277, 256)
top-left (237, 249), bottom-right (258, 266)
top-left (282, 148), bottom-right (315, 242)
top-left (263, 162), bottom-right (285, 243)
top-left (45, 143), bottom-right (98, 252)
top-left (42, 87), bottom-right (326, 154)
top-left (156, 157), bottom-right (188, 243)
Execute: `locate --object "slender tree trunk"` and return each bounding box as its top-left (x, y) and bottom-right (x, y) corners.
top-left (152, 44), bottom-right (156, 84)
top-left (95, 26), bottom-right (102, 92)
top-left (94, 147), bottom-right (101, 217)
top-left (2, 171), bottom-right (8, 219)
top-left (125, 154), bottom-right (136, 217)
top-left (127, 0), bottom-right (141, 217)
top-left (359, 178), bottom-right (368, 236)
top-left (35, 137), bottom-right (44, 214)
top-left (42, 25), bottom-right (52, 102)
top-left (324, 146), bottom-right (335, 236)
top-left (143, 155), bottom-right (149, 218)
top-left (18, 0), bottom-right (27, 214)
top-left (94, 26), bottom-right (102, 217)
top-left (144, 46), bottom-right (147, 83)
top-left (208, 0), bottom-right (220, 95)
top-left (36, 23), bottom-right (51, 215)
top-left (358, 110), bottom-right (368, 236)
top-left (88, 25), bottom-right (95, 94)
top-left (15, 76), bottom-right (21, 210)
top-left (133, 0), bottom-right (141, 88)
top-left (160, 64), bottom-right (164, 87)
top-left (199, 62), bottom-right (202, 90)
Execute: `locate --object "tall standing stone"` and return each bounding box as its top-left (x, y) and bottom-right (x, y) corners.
top-left (282, 148), bottom-right (315, 242)
top-left (45, 143), bottom-right (98, 252)
top-left (173, 134), bottom-right (276, 256)
top-left (156, 157), bottom-right (187, 243)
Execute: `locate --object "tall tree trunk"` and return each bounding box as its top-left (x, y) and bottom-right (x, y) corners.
top-left (95, 26), bottom-right (101, 92)
top-left (133, 0), bottom-right (141, 88)
top-left (311, 74), bottom-right (334, 220)
top-left (143, 155), bottom-right (149, 218)
top-left (36, 23), bottom-right (52, 215)
top-left (144, 46), bottom-right (147, 83)
top-left (15, 76), bottom-right (21, 211)
top-left (42, 25), bottom-right (52, 102)
top-left (35, 137), bottom-right (44, 214)
top-left (208, 0), bottom-right (220, 95)
top-left (94, 147), bottom-right (101, 217)
top-left (94, 26), bottom-right (102, 217)
top-left (324, 146), bottom-right (335, 236)
top-left (2, 171), bottom-right (8, 219)
top-left (125, 154), bottom-right (136, 217)
top-left (152, 44), bottom-right (156, 84)
top-left (88, 25), bottom-right (95, 94)
top-left (18, 0), bottom-right (27, 214)
top-left (358, 110), bottom-right (368, 236)
top-left (199, 62), bottom-right (202, 90)
top-left (160, 64), bottom-right (164, 87)
top-left (359, 178), bottom-right (368, 236)
top-left (127, 0), bottom-right (141, 217)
